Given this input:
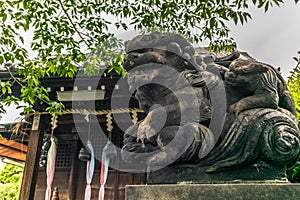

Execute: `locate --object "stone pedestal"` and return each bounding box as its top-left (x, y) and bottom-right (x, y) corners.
top-left (126, 184), bottom-right (300, 200)
top-left (147, 162), bottom-right (287, 184)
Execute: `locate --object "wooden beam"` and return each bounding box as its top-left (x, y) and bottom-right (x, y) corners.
top-left (20, 113), bottom-right (50, 200)
top-left (0, 137), bottom-right (28, 152)
top-left (0, 144), bottom-right (27, 162)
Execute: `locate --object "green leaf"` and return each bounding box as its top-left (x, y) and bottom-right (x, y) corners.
top-left (1, 87), bottom-right (6, 94)
top-left (264, 1), bottom-right (269, 12)
top-left (19, 36), bottom-right (24, 44)
top-left (233, 14), bottom-right (238, 25)
top-left (2, 13), bottom-right (7, 22)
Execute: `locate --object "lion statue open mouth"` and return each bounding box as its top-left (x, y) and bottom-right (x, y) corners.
top-left (121, 32), bottom-right (223, 167)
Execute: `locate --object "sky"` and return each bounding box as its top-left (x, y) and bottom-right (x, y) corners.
top-left (0, 2), bottom-right (300, 124)
top-left (228, 1), bottom-right (300, 79)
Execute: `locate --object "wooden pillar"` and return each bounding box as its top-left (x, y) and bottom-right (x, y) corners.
top-left (67, 135), bottom-right (80, 200)
top-left (20, 113), bottom-right (50, 200)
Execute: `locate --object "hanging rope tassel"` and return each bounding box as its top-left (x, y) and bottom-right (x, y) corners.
top-left (98, 141), bottom-right (117, 200)
top-left (85, 140), bottom-right (95, 200)
top-left (45, 136), bottom-right (57, 200)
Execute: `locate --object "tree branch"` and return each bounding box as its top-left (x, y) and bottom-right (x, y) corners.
top-left (58, 0), bottom-right (89, 47)
top-left (5, 65), bottom-right (23, 87)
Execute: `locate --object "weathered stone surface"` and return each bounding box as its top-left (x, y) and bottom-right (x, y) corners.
top-left (121, 32), bottom-right (300, 182)
top-left (147, 161), bottom-right (287, 184)
top-left (126, 184), bottom-right (300, 200)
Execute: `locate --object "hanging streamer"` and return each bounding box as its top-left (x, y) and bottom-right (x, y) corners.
top-left (85, 140), bottom-right (95, 200)
top-left (45, 116), bottom-right (58, 200)
top-left (45, 137), bottom-right (57, 200)
top-left (84, 112), bottom-right (95, 200)
top-left (98, 112), bottom-right (117, 200)
top-left (99, 143), bottom-right (110, 200)
top-left (98, 141), bottom-right (117, 200)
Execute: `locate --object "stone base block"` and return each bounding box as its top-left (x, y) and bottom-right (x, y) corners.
top-left (126, 184), bottom-right (300, 200)
top-left (147, 162), bottom-right (287, 184)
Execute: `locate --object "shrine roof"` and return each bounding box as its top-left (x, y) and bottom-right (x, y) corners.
top-left (0, 136), bottom-right (27, 162)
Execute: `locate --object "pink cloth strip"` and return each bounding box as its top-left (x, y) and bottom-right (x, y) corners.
top-left (45, 137), bottom-right (57, 200)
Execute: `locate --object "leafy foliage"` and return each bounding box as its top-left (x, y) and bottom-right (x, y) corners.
top-left (0, 163), bottom-right (24, 200)
top-left (286, 51), bottom-right (300, 183)
top-left (287, 51), bottom-right (300, 127)
top-left (0, 0), bottom-right (299, 114)
top-left (287, 161), bottom-right (300, 183)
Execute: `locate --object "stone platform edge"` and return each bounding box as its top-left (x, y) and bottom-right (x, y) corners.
top-left (125, 183), bottom-right (300, 200)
